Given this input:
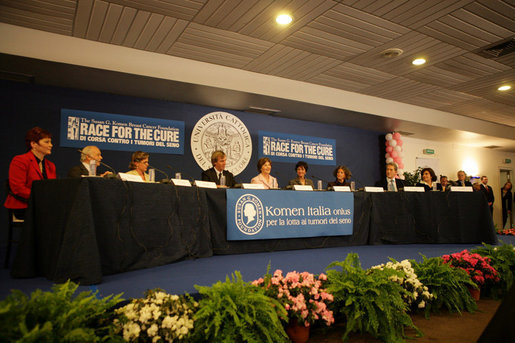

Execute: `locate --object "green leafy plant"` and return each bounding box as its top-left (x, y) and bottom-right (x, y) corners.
top-left (402, 167), bottom-right (423, 186)
top-left (192, 271), bottom-right (289, 343)
top-left (471, 242), bottom-right (515, 298)
top-left (113, 289), bottom-right (197, 342)
top-left (409, 255), bottom-right (477, 317)
top-left (0, 280), bottom-right (123, 342)
top-left (325, 253), bottom-right (421, 343)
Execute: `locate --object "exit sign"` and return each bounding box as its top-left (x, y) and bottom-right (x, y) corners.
top-left (423, 149), bottom-right (435, 155)
top-left (505, 159), bottom-right (512, 164)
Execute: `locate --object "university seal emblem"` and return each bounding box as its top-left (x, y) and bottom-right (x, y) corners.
top-left (191, 112), bottom-right (252, 175)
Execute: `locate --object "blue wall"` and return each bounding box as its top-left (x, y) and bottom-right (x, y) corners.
top-left (1, 79), bottom-right (383, 241)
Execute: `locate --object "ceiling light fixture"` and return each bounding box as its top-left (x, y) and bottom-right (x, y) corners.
top-left (412, 58), bottom-right (426, 66)
top-left (498, 85), bottom-right (511, 91)
top-left (276, 14), bottom-right (292, 25)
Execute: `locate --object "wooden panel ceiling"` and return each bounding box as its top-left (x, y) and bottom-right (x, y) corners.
top-left (0, 0), bottom-right (513, 128)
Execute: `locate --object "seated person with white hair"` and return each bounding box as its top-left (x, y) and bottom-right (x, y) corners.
top-left (67, 145), bottom-right (111, 177)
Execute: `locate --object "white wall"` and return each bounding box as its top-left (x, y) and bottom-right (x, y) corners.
top-left (400, 136), bottom-right (515, 227)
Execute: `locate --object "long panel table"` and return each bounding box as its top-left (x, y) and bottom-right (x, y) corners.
top-left (11, 178), bottom-right (497, 284)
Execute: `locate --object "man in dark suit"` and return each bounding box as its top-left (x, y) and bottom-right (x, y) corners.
top-left (67, 145), bottom-right (110, 177)
top-left (201, 150), bottom-right (236, 188)
top-left (375, 162), bottom-right (405, 191)
top-left (454, 170), bottom-right (472, 187)
top-left (480, 175), bottom-right (495, 214)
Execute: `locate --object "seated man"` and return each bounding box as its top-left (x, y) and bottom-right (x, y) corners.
top-left (375, 162), bottom-right (405, 191)
top-left (440, 175), bottom-right (451, 192)
top-left (68, 145), bottom-right (111, 177)
top-left (201, 150), bottom-right (236, 188)
top-left (454, 170), bottom-right (472, 186)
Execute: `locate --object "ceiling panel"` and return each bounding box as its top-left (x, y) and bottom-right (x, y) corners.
top-left (0, 0), bottom-right (513, 149)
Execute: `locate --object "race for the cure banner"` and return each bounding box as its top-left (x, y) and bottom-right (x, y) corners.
top-left (60, 108), bottom-right (184, 154)
top-left (259, 131), bottom-right (336, 165)
top-left (226, 189), bottom-right (353, 240)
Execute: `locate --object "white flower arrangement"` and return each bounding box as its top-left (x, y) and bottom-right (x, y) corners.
top-left (371, 259), bottom-right (434, 309)
top-left (113, 289), bottom-right (198, 342)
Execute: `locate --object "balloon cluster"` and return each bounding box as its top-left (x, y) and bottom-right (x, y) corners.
top-left (385, 132), bottom-right (404, 177)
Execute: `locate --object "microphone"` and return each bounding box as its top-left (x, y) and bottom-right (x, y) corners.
top-left (148, 165), bottom-right (169, 183)
top-left (77, 149), bottom-right (117, 177)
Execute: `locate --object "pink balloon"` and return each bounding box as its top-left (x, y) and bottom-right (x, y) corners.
top-left (398, 162), bottom-right (404, 169)
top-left (397, 139), bottom-right (403, 147)
top-left (386, 146), bottom-right (393, 153)
top-left (385, 140), bottom-right (389, 146)
top-left (393, 132), bottom-right (401, 140)
top-left (390, 151), bottom-right (398, 158)
top-left (385, 153), bottom-right (390, 159)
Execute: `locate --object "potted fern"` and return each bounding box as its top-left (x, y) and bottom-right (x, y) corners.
top-left (192, 271), bottom-right (289, 342)
top-left (325, 253), bottom-right (421, 343)
top-left (0, 280), bottom-right (123, 342)
top-left (409, 255), bottom-right (477, 316)
top-left (471, 242), bottom-right (515, 299)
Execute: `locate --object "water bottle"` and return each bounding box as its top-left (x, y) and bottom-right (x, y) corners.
top-left (175, 172), bottom-right (181, 179)
top-left (148, 168), bottom-right (155, 182)
top-left (317, 180), bottom-right (322, 190)
top-left (89, 160), bottom-right (97, 176)
top-left (432, 182), bottom-right (437, 191)
top-left (220, 174), bottom-right (226, 186)
top-left (351, 181), bottom-right (356, 192)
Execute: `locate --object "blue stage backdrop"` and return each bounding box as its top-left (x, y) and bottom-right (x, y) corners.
top-left (2, 79), bottom-right (382, 193)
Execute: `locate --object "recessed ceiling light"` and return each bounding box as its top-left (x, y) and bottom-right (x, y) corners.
top-left (412, 58), bottom-right (426, 66)
top-left (498, 85), bottom-right (511, 91)
top-left (276, 14), bottom-right (292, 25)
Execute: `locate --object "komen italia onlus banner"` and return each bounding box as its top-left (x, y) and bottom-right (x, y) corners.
top-left (226, 189), bottom-right (354, 240)
top-left (259, 130), bottom-right (336, 165)
top-left (60, 108), bottom-right (184, 154)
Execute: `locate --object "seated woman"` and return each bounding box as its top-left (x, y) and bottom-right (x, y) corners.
top-left (416, 167), bottom-right (440, 191)
top-left (251, 157), bottom-right (278, 189)
top-left (288, 161), bottom-right (314, 188)
top-left (4, 127), bottom-right (56, 219)
top-left (127, 151), bottom-right (150, 182)
top-left (327, 165), bottom-right (351, 189)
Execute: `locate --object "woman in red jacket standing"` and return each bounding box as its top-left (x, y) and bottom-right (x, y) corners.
top-left (5, 127), bottom-right (56, 219)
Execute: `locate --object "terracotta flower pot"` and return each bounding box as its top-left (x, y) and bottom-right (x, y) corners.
top-left (286, 319), bottom-right (310, 343)
top-left (468, 286), bottom-right (480, 301)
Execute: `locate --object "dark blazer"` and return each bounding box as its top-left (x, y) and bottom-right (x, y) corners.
top-left (375, 178), bottom-right (405, 191)
top-left (480, 184), bottom-right (495, 206)
top-left (327, 180), bottom-right (349, 190)
top-left (201, 167), bottom-right (236, 187)
top-left (67, 163), bottom-right (89, 178)
top-left (288, 178), bottom-right (314, 187)
top-left (501, 189), bottom-right (512, 212)
top-left (5, 151), bottom-right (56, 209)
top-left (454, 180), bottom-right (472, 187)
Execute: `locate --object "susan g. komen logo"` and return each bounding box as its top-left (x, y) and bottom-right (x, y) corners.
top-left (235, 194), bottom-right (264, 235)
